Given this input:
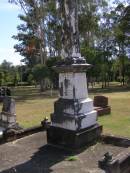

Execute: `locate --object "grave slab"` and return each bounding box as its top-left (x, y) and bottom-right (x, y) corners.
top-left (0, 131), bottom-right (127, 173)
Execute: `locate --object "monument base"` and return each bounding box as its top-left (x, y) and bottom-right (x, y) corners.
top-left (47, 124), bottom-right (102, 150)
top-left (94, 106), bottom-right (111, 116)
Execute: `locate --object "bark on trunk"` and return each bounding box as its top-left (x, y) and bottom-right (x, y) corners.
top-left (40, 79), bottom-right (45, 92)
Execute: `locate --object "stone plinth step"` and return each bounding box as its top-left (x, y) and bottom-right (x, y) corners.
top-left (94, 106), bottom-right (111, 116)
top-left (47, 124), bottom-right (102, 150)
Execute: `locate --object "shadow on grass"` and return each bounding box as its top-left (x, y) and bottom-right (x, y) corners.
top-left (0, 145), bottom-right (71, 173)
top-left (89, 85), bottom-right (130, 94)
top-left (13, 90), bottom-right (58, 102)
top-left (15, 94), bottom-right (57, 102)
top-left (10, 85), bottom-right (130, 102)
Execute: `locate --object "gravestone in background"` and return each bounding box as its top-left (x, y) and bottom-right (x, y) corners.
top-left (94, 96), bottom-right (108, 108)
top-left (0, 96), bottom-right (17, 129)
top-left (94, 96), bottom-right (111, 116)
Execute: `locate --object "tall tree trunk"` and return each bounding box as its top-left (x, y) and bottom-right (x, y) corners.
top-left (40, 79), bottom-right (45, 92)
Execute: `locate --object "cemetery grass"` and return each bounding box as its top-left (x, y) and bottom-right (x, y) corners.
top-left (0, 83), bottom-right (130, 138)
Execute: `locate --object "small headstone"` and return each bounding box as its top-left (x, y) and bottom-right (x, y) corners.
top-left (94, 95), bottom-right (111, 116)
top-left (0, 87), bottom-right (11, 102)
top-left (1, 87), bottom-right (6, 96)
top-left (0, 96), bottom-right (16, 128)
top-left (6, 88), bottom-right (11, 96)
top-left (94, 96), bottom-right (108, 108)
top-left (0, 89), bottom-right (2, 102)
top-left (2, 97), bottom-right (15, 115)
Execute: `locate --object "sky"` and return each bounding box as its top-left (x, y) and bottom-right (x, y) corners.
top-left (0, 0), bottom-right (23, 65)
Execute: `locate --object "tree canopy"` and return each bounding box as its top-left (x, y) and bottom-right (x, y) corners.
top-left (6, 0), bottom-right (130, 88)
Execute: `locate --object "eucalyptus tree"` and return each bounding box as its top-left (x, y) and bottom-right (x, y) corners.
top-left (97, 8), bottom-right (116, 87)
top-left (9, 0), bottom-right (53, 90)
top-left (12, 14), bottom-right (41, 67)
top-left (9, 0), bottom-right (49, 65)
top-left (112, 3), bottom-right (130, 85)
top-left (78, 0), bottom-right (111, 86)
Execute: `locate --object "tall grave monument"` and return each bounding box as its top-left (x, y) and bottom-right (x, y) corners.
top-left (47, 0), bottom-right (102, 149)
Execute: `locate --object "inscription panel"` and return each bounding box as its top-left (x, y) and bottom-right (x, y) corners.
top-left (59, 72), bottom-right (88, 99)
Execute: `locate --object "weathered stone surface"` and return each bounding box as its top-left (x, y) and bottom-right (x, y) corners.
top-left (54, 63), bottom-right (91, 73)
top-left (99, 147), bottom-right (130, 173)
top-left (102, 135), bottom-right (130, 147)
top-left (50, 70), bottom-right (98, 131)
top-left (94, 96), bottom-right (111, 116)
top-left (95, 106), bottom-right (111, 116)
top-left (47, 124), bottom-right (102, 150)
top-left (2, 97), bottom-right (15, 115)
top-left (0, 132), bottom-right (127, 173)
top-left (0, 97), bottom-right (20, 130)
top-left (59, 72), bottom-right (88, 99)
top-left (0, 88), bottom-right (11, 103)
top-left (94, 96), bottom-right (108, 108)
top-left (51, 98), bottom-right (97, 131)
top-left (0, 87), bottom-right (11, 98)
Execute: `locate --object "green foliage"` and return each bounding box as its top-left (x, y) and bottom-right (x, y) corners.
top-left (8, 1), bottom-right (130, 88)
top-left (0, 60), bottom-right (21, 86)
top-left (32, 64), bottom-right (49, 82)
top-left (27, 73), bottom-right (34, 85)
top-left (0, 71), bottom-right (4, 86)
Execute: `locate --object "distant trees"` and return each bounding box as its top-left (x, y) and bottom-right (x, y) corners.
top-left (107, 3), bottom-right (130, 86)
top-left (0, 60), bottom-right (20, 86)
top-left (8, 0), bottom-right (130, 88)
top-left (32, 64), bottom-right (49, 91)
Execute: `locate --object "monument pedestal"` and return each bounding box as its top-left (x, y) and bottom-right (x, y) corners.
top-left (47, 64), bottom-right (102, 149)
top-left (47, 124), bottom-right (102, 150)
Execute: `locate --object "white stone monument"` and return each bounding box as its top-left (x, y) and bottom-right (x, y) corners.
top-left (47, 0), bottom-right (102, 149)
top-left (51, 65), bottom-right (97, 131)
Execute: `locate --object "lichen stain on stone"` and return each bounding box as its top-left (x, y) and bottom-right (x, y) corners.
top-left (76, 116), bottom-right (86, 131)
top-left (53, 99), bottom-right (73, 124)
top-left (59, 82), bottom-right (63, 96)
top-left (51, 113), bottom-right (74, 125)
top-left (64, 78), bottom-right (71, 96)
top-left (74, 100), bottom-right (83, 116)
top-left (64, 78), bottom-right (70, 89)
top-left (51, 98), bottom-right (84, 126)
top-left (54, 98), bottom-right (75, 115)
top-left (73, 86), bottom-right (76, 99)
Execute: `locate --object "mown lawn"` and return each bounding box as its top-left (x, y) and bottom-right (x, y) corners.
top-left (98, 91), bottom-right (130, 138)
top-left (0, 83), bottom-right (130, 138)
top-left (0, 86), bottom-right (57, 128)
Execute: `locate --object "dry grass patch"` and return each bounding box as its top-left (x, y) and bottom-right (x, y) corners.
top-left (1, 84), bottom-right (130, 138)
top-left (16, 98), bottom-right (57, 128)
top-left (97, 91), bottom-right (130, 138)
